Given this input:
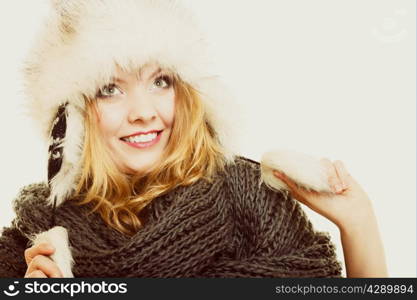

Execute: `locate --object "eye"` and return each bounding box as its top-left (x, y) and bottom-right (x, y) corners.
top-left (152, 75), bottom-right (172, 90)
top-left (96, 83), bottom-right (123, 98)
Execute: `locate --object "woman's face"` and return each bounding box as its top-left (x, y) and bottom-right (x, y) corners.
top-left (95, 63), bottom-right (175, 174)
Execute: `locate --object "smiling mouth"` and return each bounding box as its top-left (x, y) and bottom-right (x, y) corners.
top-left (120, 130), bottom-right (163, 144)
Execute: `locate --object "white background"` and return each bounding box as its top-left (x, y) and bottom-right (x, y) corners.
top-left (0, 0), bottom-right (415, 277)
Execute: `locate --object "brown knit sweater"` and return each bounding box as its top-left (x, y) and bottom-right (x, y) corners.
top-left (0, 156), bottom-right (342, 277)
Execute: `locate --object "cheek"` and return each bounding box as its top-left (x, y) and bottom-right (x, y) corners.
top-left (157, 92), bottom-right (175, 126)
top-left (96, 103), bottom-right (124, 137)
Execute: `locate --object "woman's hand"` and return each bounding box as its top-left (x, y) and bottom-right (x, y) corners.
top-left (273, 158), bottom-right (374, 230)
top-left (24, 243), bottom-right (63, 278)
top-left (274, 158), bottom-right (388, 277)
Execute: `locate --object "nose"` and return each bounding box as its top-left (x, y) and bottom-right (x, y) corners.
top-left (127, 90), bottom-right (157, 124)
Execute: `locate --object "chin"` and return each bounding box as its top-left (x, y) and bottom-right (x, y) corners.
top-left (125, 161), bottom-right (156, 175)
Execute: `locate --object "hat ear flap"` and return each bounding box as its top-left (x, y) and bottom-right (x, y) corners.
top-left (48, 103), bottom-right (68, 185)
top-left (47, 102), bottom-right (85, 208)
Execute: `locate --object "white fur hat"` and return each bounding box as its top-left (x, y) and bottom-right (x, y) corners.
top-left (23, 0), bottom-right (243, 207)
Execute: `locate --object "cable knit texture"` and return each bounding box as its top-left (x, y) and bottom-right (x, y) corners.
top-left (0, 156), bottom-right (342, 277)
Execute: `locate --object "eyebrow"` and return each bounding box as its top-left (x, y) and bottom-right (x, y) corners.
top-left (110, 77), bottom-right (127, 84)
top-left (110, 67), bottom-right (163, 84)
top-left (144, 67), bottom-right (163, 81)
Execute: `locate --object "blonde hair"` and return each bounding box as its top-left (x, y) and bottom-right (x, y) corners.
top-left (74, 74), bottom-right (229, 236)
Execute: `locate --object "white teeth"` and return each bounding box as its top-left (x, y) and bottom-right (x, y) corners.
top-left (124, 132), bottom-right (158, 143)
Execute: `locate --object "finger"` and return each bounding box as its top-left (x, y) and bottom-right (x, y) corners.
top-left (25, 270), bottom-right (48, 278)
top-left (334, 160), bottom-right (351, 189)
top-left (273, 170), bottom-right (310, 202)
top-left (273, 170), bottom-right (298, 190)
top-left (320, 158), bottom-right (342, 193)
top-left (25, 243), bottom-right (55, 266)
top-left (27, 255), bottom-right (63, 278)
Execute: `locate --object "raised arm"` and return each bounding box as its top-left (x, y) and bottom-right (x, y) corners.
top-left (273, 158), bottom-right (388, 277)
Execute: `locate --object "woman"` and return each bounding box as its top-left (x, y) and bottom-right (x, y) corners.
top-left (0, 0), bottom-right (387, 277)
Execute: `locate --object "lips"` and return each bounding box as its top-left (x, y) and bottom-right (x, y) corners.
top-left (120, 130), bottom-right (163, 149)
top-left (121, 129), bottom-right (163, 139)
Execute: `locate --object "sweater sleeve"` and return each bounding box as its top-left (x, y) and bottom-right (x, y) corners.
top-left (0, 219), bottom-right (30, 277)
top-left (200, 157), bottom-right (343, 278)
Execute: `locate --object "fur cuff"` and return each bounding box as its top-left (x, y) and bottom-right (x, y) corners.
top-left (30, 226), bottom-right (74, 278)
top-left (260, 149), bottom-right (333, 194)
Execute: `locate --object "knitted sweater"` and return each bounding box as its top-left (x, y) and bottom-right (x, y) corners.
top-left (0, 156), bottom-right (343, 277)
